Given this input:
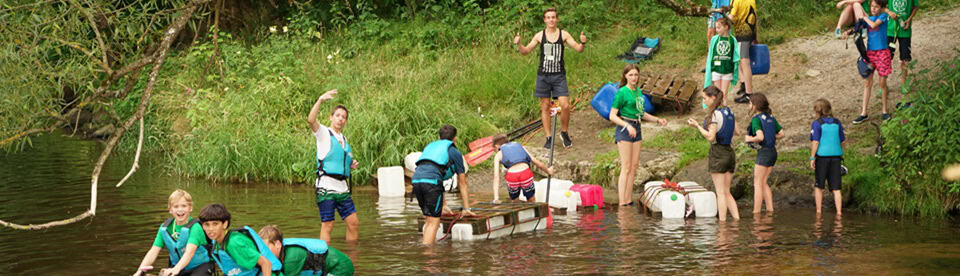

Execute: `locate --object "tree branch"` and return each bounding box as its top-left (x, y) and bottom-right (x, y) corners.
top-left (44, 36), bottom-right (112, 73)
top-left (654, 0), bottom-right (710, 17)
top-left (71, 0), bottom-right (112, 75)
top-left (0, 211), bottom-right (94, 230)
top-left (0, 126), bottom-right (58, 146)
top-left (115, 117), bottom-right (144, 187)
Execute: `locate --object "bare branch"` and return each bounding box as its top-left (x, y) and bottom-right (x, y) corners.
top-left (70, 0), bottom-right (112, 75)
top-left (654, 0), bottom-right (710, 17)
top-left (0, 126), bottom-right (58, 146)
top-left (0, 211), bottom-right (93, 230)
top-left (115, 117), bottom-right (144, 187)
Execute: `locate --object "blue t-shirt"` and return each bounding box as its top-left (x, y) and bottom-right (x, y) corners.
top-left (810, 117), bottom-right (846, 157)
top-left (411, 145), bottom-right (466, 182)
top-left (710, 0), bottom-right (731, 21)
top-left (867, 13), bottom-right (889, 51)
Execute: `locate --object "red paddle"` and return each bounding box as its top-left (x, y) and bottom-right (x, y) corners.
top-left (468, 118), bottom-right (541, 151)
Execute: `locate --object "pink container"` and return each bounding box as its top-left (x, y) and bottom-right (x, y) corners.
top-left (570, 184), bottom-right (604, 209)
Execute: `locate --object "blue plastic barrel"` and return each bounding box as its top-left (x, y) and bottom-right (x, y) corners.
top-left (750, 44), bottom-right (770, 75)
top-left (591, 83), bottom-right (655, 120)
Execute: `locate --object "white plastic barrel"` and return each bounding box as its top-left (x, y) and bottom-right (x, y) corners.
top-left (658, 191), bottom-right (686, 218)
top-left (678, 182), bottom-right (717, 218)
top-left (403, 152), bottom-right (421, 172)
top-left (377, 166), bottom-right (405, 197)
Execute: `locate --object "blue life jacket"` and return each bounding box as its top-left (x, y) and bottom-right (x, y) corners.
top-left (211, 226), bottom-right (283, 276)
top-left (282, 238), bottom-right (330, 276)
top-left (751, 113), bottom-right (779, 148)
top-left (317, 130), bottom-right (353, 181)
top-left (416, 140), bottom-right (456, 183)
top-left (816, 117), bottom-right (844, 157)
top-left (158, 218), bottom-right (212, 271)
top-left (708, 107), bottom-right (735, 145)
top-left (499, 142), bottom-right (531, 168)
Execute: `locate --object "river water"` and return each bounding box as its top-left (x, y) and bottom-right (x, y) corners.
top-left (1, 134), bottom-right (959, 275)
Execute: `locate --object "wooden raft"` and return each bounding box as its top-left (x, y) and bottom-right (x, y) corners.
top-left (637, 73), bottom-right (700, 113)
top-left (417, 202), bottom-right (548, 234)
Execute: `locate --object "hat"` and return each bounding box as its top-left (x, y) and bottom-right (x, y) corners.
top-left (857, 57), bottom-right (874, 79)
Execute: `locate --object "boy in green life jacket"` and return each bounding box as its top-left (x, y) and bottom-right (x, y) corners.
top-left (199, 204), bottom-right (281, 276)
top-left (134, 189), bottom-right (213, 276)
top-left (259, 225), bottom-right (355, 276)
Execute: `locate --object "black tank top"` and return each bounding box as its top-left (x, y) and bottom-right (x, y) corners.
top-left (538, 29), bottom-right (565, 75)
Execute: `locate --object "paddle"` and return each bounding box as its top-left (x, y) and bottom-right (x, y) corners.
top-left (468, 118), bottom-right (542, 151)
top-left (465, 119), bottom-right (543, 166)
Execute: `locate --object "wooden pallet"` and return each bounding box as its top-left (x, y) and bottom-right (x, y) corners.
top-left (417, 202), bottom-right (548, 234)
top-left (637, 74), bottom-right (699, 113)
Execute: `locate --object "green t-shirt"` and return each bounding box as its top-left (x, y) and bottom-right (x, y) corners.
top-left (152, 218), bottom-right (208, 249)
top-left (711, 36), bottom-right (736, 74)
top-left (749, 114), bottom-right (782, 136)
top-left (220, 232), bottom-right (262, 270)
top-left (886, 0), bottom-right (918, 37)
top-left (611, 86), bottom-right (644, 120)
top-left (283, 246), bottom-right (354, 276)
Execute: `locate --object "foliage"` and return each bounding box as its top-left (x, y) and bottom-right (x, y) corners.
top-left (645, 127), bottom-right (710, 170)
top-left (848, 53), bottom-right (960, 217)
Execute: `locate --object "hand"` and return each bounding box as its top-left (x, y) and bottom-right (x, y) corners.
top-left (442, 205), bottom-right (453, 215)
top-left (810, 160), bottom-right (816, 169)
top-left (546, 166), bottom-right (556, 175)
top-left (658, 118), bottom-right (667, 127)
top-left (351, 160), bottom-right (359, 170)
top-left (461, 209), bottom-right (477, 217)
top-left (319, 89), bottom-right (338, 101)
top-left (161, 267), bottom-right (181, 276)
top-left (579, 31), bottom-right (587, 44)
top-left (744, 135), bottom-right (752, 142)
top-left (626, 125), bottom-right (637, 138)
top-left (513, 32), bottom-right (521, 45)
top-left (903, 19), bottom-right (911, 30)
top-left (687, 118), bottom-right (700, 128)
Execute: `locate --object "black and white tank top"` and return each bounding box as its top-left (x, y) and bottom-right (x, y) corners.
top-left (538, 29), bottom-right (565, 75)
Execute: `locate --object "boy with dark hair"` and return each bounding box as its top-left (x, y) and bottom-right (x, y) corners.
top-left (198, 204), bottom-right (282, 276)
top-left (307, 89), bottom-right (360, 243)
top-left (411, 124), bottom-right (475, 245)
top-left (258, 225), bottom-right (355, 276)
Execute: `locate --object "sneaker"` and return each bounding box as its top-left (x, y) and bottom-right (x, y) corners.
top-left (834, 28), bottom-right (843, 39)
top-left (736, 83), bottom-right (746, 96)
top-left (852, 115), bottom-right (869, 124)
top-left (543, 136), bottom-right (553, 149)
top-left (881, 113), bottom-right (891, 122)
top-left (734, 93), bottom-right (750, 103)
top-left (560, 131), bottom-right (573, 148)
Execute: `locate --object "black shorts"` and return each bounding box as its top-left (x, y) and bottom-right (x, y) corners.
top-left (534, 73), bottom-right (570, 99)
top-left (708, 144), bottom-right (736, 173)
top-left (755, 147), bottom-right (778, 167)
top-left (887, 36), bottom-right (912, 62)
top-left (815, 156), bottom-right (843, 191)
top-left (412, 182), bottom-right (444, 217)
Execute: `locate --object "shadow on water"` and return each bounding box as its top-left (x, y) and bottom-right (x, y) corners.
top-left (1, 134), bottom-right (960, 274)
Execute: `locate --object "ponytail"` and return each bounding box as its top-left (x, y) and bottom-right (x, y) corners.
top-left (703, 86), bottom-right (724, 125)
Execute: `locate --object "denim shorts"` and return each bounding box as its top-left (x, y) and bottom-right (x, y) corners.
top-left (614, 119), bottom-right (642, 143)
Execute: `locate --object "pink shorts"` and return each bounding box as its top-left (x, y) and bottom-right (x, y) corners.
top-left (867, 49), bottom-right (892, 77)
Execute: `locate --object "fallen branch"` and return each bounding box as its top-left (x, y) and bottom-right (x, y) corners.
top-left (116, 117), bottom-right (144, 187)
top-left (0, 126), bottom-right (58, 146)
top-left (0, 211), bottom-right (93, 230)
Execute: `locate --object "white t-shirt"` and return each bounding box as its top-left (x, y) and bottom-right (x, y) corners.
top-left (314, 123), bottom-right (350, 193)
top-left (712, 109), bottom-right (726, 131)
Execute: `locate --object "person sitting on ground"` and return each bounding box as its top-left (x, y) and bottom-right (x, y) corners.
top-left (411, 125), bottom-right (475, 245)
top-left (258, 225), bottom-right (355, 276)
top-left (809, 99), bottom-right (846, 217)
top-left (199, 203), bottom-right (282, 276)
top-left (834, 0), bottom-right (870, 38)
top-left (703, 16), bottom-right (740, 105)
top-left (490, 134), bottom-right (555, 203)
top-left (133, 189), bottom-right (214, 276)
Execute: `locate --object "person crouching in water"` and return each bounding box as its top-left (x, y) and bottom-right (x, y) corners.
top-left (491, 134), bottom-right (556, 202)
top-left (687, 85), bottom-right (740, 221)
top-left (743, 93), bottom-right (784, 214)
top-left (259, 225), bottom-right (355, 276)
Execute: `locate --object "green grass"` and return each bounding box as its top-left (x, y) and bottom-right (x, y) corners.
top-left (645, 128), bottom-right (710, 170)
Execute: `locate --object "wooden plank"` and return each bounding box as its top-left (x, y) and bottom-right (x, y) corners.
top-left (677, 80), bottom-right (699, 104)
top-left (655, 76), bottom-right (674, 97)
top-left (666, 79), bottom-right (685, 98)
top-left (644, 75), bottom-right (662, 95)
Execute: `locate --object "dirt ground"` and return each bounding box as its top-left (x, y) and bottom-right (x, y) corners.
top-left (464, 7), bottom-right (960, 198)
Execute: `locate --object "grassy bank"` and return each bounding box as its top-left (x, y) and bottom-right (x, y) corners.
top-left (142, 0), bottom-right (958, 186)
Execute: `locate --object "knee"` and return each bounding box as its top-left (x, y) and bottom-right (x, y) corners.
top-left (347, 219), bottom-right (359, 229)
top-left (559, 101), bottom-right (570, 110)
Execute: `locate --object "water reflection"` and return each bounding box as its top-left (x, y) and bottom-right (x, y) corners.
top-left (376, 196), bottom-right (407, 225)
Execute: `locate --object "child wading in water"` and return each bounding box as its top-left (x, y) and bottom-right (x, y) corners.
top-left (609, 64), bottom-right (667, 206)
top-left (703, 16), bottom-right (740, 105)
top-left (491, 134), bottom-right (555, 202)
top-left (810, 99), bottom-right (846, 216)
top-left (744, 93), bottom-right (784, 214)
top-left (133, 189), bottom-right (213, 276)
top-left (688, 86), bottom-right (740, 221)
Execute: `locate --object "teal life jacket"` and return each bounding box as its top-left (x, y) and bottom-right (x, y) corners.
top-left (415, 140), bottom-right (456, 184)
top-left (282, 238), bottom-right (330, 276)
top-left (499, 142), bottom-right (531, 168)
top-left (317, 129), bottom-right (353, 181)
top-left (211, 226), bottom-right (283, 276)
top-left (816, 117), bottom-right (844, 157)
top-left (158, 218), bottom-right (212, 270)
